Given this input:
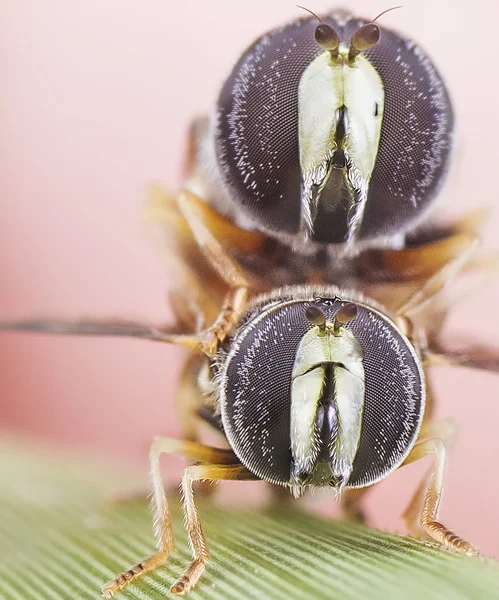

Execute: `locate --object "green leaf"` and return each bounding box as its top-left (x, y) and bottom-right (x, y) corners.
top-left (1, 440), bottom-right (498, 600)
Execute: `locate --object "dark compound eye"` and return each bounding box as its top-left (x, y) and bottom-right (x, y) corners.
top-left (214, 12), bottom-right (453, 246)
top-left (219, 295), bottom-right (425, 488)
top-left (215, 17), bottom-right (320, 235)
top-left (358, 25), bottom-right (453, 241)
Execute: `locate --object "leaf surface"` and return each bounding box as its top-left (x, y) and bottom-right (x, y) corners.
top-left (1, 441), bottom-right (498, 600)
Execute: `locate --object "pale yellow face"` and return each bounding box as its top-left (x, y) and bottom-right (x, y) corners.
top-left (298, 48), bottom-right (384, 241)
top-left (290, 317), bottom-right (365, 487)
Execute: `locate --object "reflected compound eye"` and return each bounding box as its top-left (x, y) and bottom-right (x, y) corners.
top-left (219, 295), bottom-right (425, 488)
top-left (215, 11), bottom-right (453, 245)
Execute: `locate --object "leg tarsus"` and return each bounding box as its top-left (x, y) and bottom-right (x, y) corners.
top-left (401, 437), bottom-right (478, 555)
top-left (102, 439), bottom-right (239, 596)
top-left (102, 552), bottom-right (166, 597)
top-left (199, 286), bottom-right (248, 356)
top-left (169, 463), bottom-right (257, 595)
top-left (161, 284), bottom-right (248, 357)
top-left (170, 559), bottom-right (206, 595)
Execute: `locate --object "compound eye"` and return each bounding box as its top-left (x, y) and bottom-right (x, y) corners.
top-left (215, 17), bottom-right (320, 234)
top-left (220, 296), bottom-right (425, 487)
top-left (215, 12), bottom-right (453, 245)
top-left (358, 25), bottom-right (454, 241)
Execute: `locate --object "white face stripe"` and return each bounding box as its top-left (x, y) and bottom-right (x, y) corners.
top-left (290, 366), bottom-right (324, 477)
top-left (345, 57), bottom-right (385, 184)
top-left (298, 52), bottom-right (343, 175)
top-left (298, 50), bottom-right (384, 239)
top-left (290, 322), bottom-right (365, 485)
top-left (331, 361), bottom-right (365, 484)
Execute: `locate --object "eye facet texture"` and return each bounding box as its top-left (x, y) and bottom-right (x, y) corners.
top-left (360, 28), bottom-right (453, 239)
top-left (216, 17), bottom-right (319, 234)
top-left (220, 297), bottom-right (424, 487)
top-left (215, 13), bottom-right (453, 243)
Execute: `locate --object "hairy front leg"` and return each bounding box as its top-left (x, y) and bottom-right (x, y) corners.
top-left (401, 437), bottom-right (477, 555)
top-left (171, 463), bottom-right (257, 595)
top-left (101, 439), bottom-right (238, 597)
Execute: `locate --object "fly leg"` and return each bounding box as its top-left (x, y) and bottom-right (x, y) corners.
top-left (101, 439), bottom-right (239, 597)
top-left (400, 437), bottom-right (477, 555)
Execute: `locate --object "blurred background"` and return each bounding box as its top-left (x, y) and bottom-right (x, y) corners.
top-left (1, 0), bottom-right (499, 557)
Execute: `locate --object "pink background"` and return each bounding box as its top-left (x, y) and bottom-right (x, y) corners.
top-left (1, 0), bottom-right (499, 556)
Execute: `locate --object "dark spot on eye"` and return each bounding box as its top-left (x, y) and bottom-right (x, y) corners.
top-left (374, 102), bottom-right (379, 117)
